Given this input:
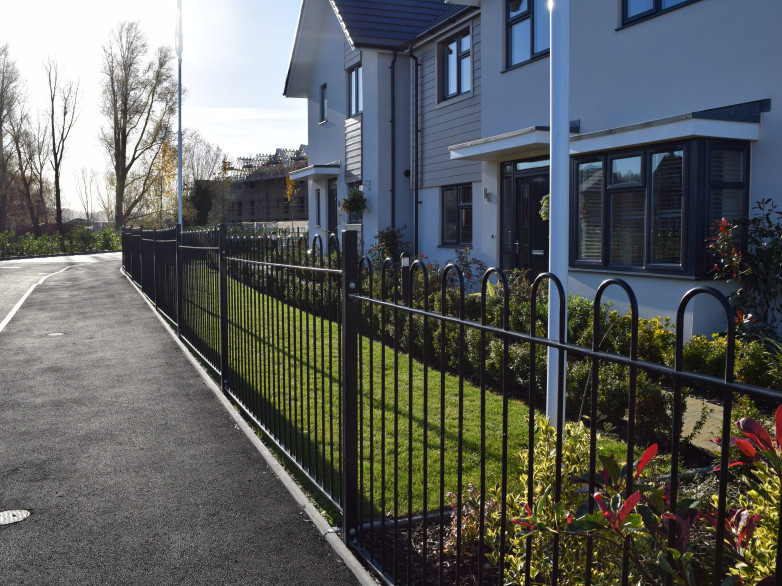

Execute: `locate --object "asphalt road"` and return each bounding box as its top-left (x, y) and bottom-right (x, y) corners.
top-left (0, 254), bottom-right (361, 585)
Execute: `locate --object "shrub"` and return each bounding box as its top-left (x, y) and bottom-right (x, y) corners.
top-left (708, 198), bottom-right (782, 338)
top-left (365, 225), bottom-right (410, 274)
top-left (709, 406), bottom-right (781, 585)
top-left (449, 407), bottom-right (782, 585)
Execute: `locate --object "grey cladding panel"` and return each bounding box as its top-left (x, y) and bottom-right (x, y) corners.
top-left (345, 42), bottom-right (360, 68)
top-left (418, 17), bottom-right (481, 190)
top-left (345, 115), bottom-right (362, 183)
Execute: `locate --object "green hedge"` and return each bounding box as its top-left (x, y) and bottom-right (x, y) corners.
top-left (0, 227), bottom-right (121, 258)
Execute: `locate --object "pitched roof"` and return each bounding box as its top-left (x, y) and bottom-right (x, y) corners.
top-left (331, 0), bottom-right (467, 49)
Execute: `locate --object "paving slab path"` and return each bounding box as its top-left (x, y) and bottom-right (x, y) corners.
top-left (0, 253), bottom-right (363, 585)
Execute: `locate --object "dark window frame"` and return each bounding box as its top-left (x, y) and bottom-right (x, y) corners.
top-left (319, 84), bottom-right (327, 123)
top-left (505, 0), bottom-right (550, 70)
top-left (570, 138), bottom-right (750, 277)
top-left (441, 30), bottom-right (472, 101)
top-left (315, 188), bottom-right (321, 227)
top-left (621, 0), bottom-right (702, 27)
top-left (441, 184), bottom-right (473, 246)
top-left (348, 65), bottom-right (362, 117)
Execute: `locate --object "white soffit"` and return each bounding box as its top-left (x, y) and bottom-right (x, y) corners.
top-left (289, 163), bottom-right (341, 180)
top-left (449, 115), bottom-right (761, 162)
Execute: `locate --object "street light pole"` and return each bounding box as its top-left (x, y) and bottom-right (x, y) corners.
top-left (547, 0), bottom-right (570, 424)
top-left (176, 0), bottom-right (183, 227)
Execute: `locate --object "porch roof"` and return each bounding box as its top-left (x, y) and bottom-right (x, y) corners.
top-left (289, 161), bottom-right (341, 180)
top-left (449, 100), bottom-right (767, 162)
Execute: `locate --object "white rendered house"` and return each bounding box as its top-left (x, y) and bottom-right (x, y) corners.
top-left (284, 0), bottom-right (781, 335)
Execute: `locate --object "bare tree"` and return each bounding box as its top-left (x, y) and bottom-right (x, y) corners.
top-left (8, 104), bottom-right (52, 236)
top-left (45, 58), bottom-right (79, 236)
top-left (29, 114), bottom-right (53, 227)
top-left (74, 167), bottom-right (98, 223)
top-left (99, 21), bottom-right (178, 227)
top-left (0, 44), bottom-right (21, 231)
top-left (184, 129), bottom-right (223, 187)
top-left (96, 168), bottom-right (117, 224)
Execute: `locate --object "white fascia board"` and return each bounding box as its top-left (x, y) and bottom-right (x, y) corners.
top-left (569, 117), bottom-right (761, 155)
top-left (449, 127), bottom-right (550, 162)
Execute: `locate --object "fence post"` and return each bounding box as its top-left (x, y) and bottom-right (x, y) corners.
top-left (219, 224), bottom-right (229, 392)
top-left (341, 229), bottom-right (359, 546)
top-left (152, 228), bottom-right (158, 310)
top-left (176, 224), bottom-right (183, 338)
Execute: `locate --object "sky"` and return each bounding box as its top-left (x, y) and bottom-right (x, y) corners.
top-left (0, 0), bottom-right (308, 212)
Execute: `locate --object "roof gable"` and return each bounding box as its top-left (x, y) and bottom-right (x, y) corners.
top-left (331, 0), bottom-right (466, 49)
top-left (285, 0), bottom-right (469, 97)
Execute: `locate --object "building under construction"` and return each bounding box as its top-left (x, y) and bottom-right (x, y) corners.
top-left (224, 146), bottom-right (309, 225)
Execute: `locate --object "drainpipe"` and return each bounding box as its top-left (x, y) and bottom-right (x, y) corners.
top-left (408, 45), bottom-right (420, 257)
top-left (390, 50), bottom-right (397, 228)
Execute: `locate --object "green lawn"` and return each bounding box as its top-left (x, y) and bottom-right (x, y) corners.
top-left (185, 268), bottom-right (629, 521)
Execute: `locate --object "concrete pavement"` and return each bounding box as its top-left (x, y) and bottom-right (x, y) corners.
top-left (0, 254), bottom-right (366, 585)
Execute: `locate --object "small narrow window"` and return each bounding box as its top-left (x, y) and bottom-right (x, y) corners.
top-left (348, 66), bottom-right (362, 117)
top-left (319, 84), bottom-right (327, 122)
top-left (442, 184), bottom-right (473, 245)
top-left (316, 188), bottom-right (321, 227)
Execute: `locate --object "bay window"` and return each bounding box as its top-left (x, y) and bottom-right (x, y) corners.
top-left (572, 139), bottom-right (749, 275)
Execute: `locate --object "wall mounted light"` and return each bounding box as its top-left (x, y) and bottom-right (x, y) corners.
top-left (484, 188), bottom-right (491, 202)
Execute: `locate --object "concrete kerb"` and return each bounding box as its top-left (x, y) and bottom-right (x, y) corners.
top-left (120, 268), bottom-right (378, 586)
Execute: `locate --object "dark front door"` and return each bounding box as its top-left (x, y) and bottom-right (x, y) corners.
top-left (501, 166), bottom-right (549, 278)
top-left (327, 178), bottom-right (338, 235)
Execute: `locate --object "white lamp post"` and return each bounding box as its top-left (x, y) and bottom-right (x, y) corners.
top-left (547, 0), bottom-right (570, 424)
top-left (176, 0), bottom-right (183, 227)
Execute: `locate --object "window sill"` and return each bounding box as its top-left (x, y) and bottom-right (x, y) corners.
top-left (569, 265), bottom-right (709, 281)
top-left (501, 51), bottom-right (549, 74)
top-left (436, 90), bottom-right (474, 110)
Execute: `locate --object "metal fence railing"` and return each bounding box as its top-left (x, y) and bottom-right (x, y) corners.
top-left (122, 226), bottom-right (782, 586)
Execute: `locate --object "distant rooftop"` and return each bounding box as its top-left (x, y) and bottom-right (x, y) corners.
top-left (229, 145), bottom-right (309, 181)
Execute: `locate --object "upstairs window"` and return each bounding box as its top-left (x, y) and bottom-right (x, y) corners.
top-left (506, 0), bottom-right (549, 68)
top-left (348, 66), bottom-right (362, 117)
top-left (442, 31), bottom-right (471, 100)
top-left (623, 0), bottom-right (698, 25)
top-left (319, 84), bottom-right (327, 122)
